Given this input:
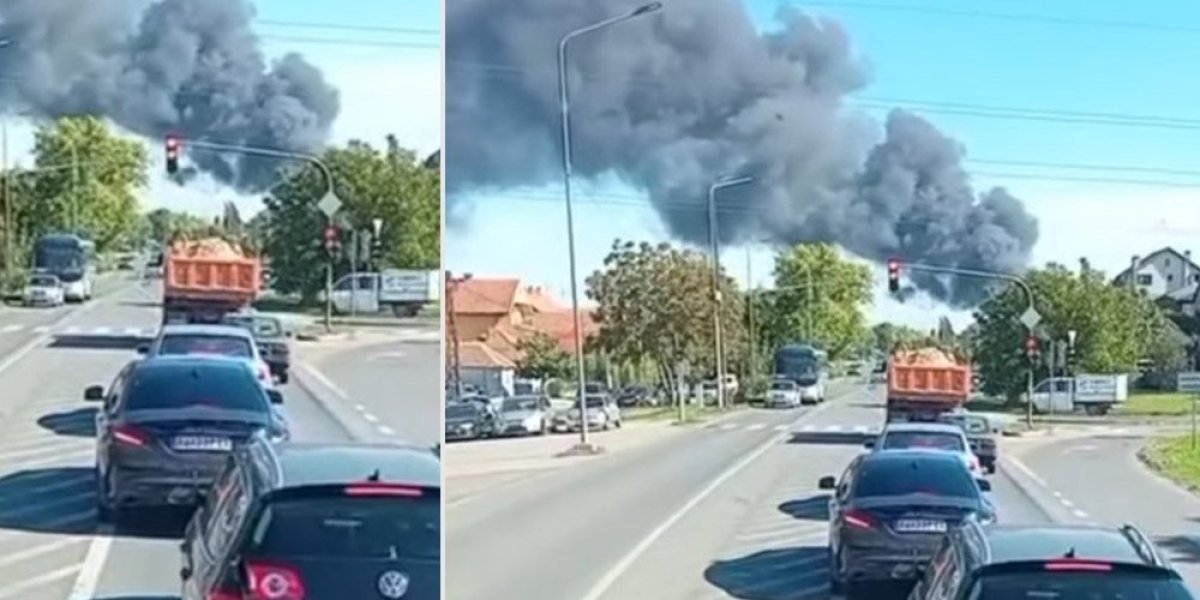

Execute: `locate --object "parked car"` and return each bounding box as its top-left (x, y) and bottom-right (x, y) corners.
top-left (615, 385), bottom-right (655, 407)
top-left (497, 395), bottom-right (551, 436)
top-left (23, 273), bottom-right (64, 307)
top-left (552, 395), bottom-right (621, 432)
top-left (445, 401), bottom-right (496, 441)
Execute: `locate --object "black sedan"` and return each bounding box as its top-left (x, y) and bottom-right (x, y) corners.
top-left (819, 450), bottom-right (994, 599)
top-left (445, 401), bottom-right (495, 441)
top-left (88, 355), bottom-right (287, 524)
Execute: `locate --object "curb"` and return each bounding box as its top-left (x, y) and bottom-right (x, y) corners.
top-left (996, 456), bottom-right (1067, 523)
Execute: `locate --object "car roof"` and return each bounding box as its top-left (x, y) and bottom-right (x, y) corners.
top-left (978, 524), bottom-right (1156, 566)
top-left (861, 449), bottom-right (966, 465)
top-left (262, 442), bottom-right (440, 490)
top-left (133, 355), bottom-right (255, 373)
top-left (158, 324), bottom-right (253, 338)
top-left (882, 422), bottom-right (965, 435)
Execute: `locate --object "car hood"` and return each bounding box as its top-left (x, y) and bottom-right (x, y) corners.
top-left (445, 415), bottom-right (479, 426)
top-left (501, 410), bottom-right (540, 421)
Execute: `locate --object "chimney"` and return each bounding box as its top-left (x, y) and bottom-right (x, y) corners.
top-left (1130, 255), bottom-right (1140, 288)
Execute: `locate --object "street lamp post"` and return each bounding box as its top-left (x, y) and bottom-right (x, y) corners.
top-left (706, 175), bottom-right (753, 411)
top-left (557, 2), bottom-right (662, 452)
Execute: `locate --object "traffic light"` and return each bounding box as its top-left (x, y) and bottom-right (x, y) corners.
top-left (164, 134), bottom-right (181, 175)
top-left (323, 224), bottom-right (340, 256)
top-left (1024, 335), bottom-right (1041, 362)
top-left (370, 232), bottom-right (382, 267)
top-left (887, 258), bottom-right (901, 293)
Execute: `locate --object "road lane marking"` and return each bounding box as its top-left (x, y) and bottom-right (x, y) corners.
top-left (773, 424), bottom-right (788, 432)
top-left (0, 564), bottom-right (82, 599)
top-left (720, 423), bottom-right (738, 430)
top-left (65, 534), bottom-right (111, 600)
top-left (378, 425), bottom-right (395, 436)
top-left (1072, 509), bottom-right (1089, 519)
top-left (0, 324), bottom-right (20, 333)
top-left (63, 326), bottom-right (81, 334)
top-left (91, 326), bottom-right (111, 334)
top-left (33, 325), bottom-right (48, 333)
top-left (746, 423), bottom-right (765, 431)
top-left (1006, 456), bottom-right (1048, 487)
top-left (578, 396), bottom-right (841, 600)
top-left (0, 538), bottom-right (82, 570)
top-left (362, 413), bottom-right (379, 424)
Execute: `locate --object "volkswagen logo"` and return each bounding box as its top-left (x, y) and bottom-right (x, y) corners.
top-left (377, 570), bottom-right (409, 599)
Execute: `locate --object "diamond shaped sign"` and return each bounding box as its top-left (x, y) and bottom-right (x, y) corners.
top-left (1019, 306), bottom-right (1041, 330)
top-left (317, 191), bottom-right (342, 217)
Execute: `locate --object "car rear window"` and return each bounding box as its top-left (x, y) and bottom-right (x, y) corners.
top-left (159, 334), bottom-right (254, 358)
top-left (854, 458), bottom-right (977, 499)
top-left (30, 276), bottom-right (57, 286)
top-left (125, 366), bottom-right (268, 412)
top-left (970, 571), bottom-right (1193, 599)
top-left (249, 495), bottom-right (439, 560)
top-left (882, 431), bottom-right (966, 451)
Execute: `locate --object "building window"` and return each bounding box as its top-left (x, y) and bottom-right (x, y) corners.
top-left (1169, 274), bottom-right (1175, 283)
top-left (1137, 274), bottom-right (1153, 286)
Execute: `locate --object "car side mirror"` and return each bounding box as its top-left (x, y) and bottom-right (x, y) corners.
top-left (863, 440), bottom-right (875, 449)
top-left (818, 476), bottom-right (836, 490)
top-left (135, 345), bottom-right (149, 355)
top-left (84, 385), bottom-right (104, 401)
top-left (977, 478), bottom-right (992, 492)
top-left (179, 566), bottom-right (192, 581)
top-left (267, 389), bottom-right (284, 405)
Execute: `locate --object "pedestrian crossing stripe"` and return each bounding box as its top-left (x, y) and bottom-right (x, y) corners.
top-left (1, 324), bottom-right (158, 337)
top-left (703, 421), bottom-right (880, 434)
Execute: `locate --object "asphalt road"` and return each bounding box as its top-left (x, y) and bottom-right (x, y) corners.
top-left (1015, 432), bottom-right (1200, 590)
top-left (0, 277), bottom-right (366, 600)
top-left (297, 337), bottom-right (439, 446)
top-left (446, 380), bottom-right (1050, 600)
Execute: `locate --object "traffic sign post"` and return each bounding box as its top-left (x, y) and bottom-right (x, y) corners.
top-left (1180, 372), bottom-right (1200, 450)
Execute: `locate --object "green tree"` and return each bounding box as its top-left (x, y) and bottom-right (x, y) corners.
top-left (586, 240), bottom-right (747, 400)
top-left (262, 137), bottom-right (440, 302)
top-left (971, 264), bottom-right (1164, 402)
top-left (24, 117), bottom-right (147, 251)
top-left (762, 243), bottom-right (872, 360)
top-left (141, 208), bottom-right (209, 244)
top-left (516, 331), bottom-right (572, 380)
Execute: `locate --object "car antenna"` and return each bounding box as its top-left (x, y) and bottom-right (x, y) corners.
top-left (367, 469), bottom-right (381, 482)
top-left (1063, 547), bottom-right (1076, 558)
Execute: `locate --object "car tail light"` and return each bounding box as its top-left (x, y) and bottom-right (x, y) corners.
top-left (1045, 559), bottom-right (1112, 572)
top-left (208, 588), bottom-right (241, 600)
top-left (345, 483), bottom-right (423, 497)
top-left (246, 560), bottom-right (305, 600)
top-left (844, 510), bottom-right (874, 529)
top-left (113, 424), bottom-right (151, 446)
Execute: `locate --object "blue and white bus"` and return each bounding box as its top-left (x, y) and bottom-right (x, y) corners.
top-left (774, 344), bottom-right (829, 390)
top-left (33, 233), bottom-right (93, 302)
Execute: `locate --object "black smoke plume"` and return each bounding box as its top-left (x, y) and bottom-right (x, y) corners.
top-left (446, 0), bottom-right (1039, 308)
top-left (0, 0), bottom-right (339, 192)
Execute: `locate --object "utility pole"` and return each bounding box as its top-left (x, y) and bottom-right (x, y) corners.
top-left (446, 271), bottom-right (471, 399)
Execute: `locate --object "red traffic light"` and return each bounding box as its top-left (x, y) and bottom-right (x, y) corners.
top-left (1025, 335), bottom-right (1040, 357)
top-left (323, 225), bottom-right (338, 241)
top-left (887, 258), bottom-right (901, 293)
top-left (165, 134), bottom-right (180, 151)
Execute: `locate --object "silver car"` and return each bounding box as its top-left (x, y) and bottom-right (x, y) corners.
top-left (497, 395), bottom-right (551, 436)
top-left (553, 395), bottom-right (621, 432)
top-left (767, 380), bottom-right (802, 408)
top-left (23, 273), bottom-right (64, 307)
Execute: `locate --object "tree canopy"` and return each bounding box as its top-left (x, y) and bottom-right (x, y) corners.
top-left (586, 240), bottom-right (748, 395)
top-left (261, 136), bottom-right (440, 302)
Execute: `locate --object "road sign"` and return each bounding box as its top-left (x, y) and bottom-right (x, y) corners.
top-left (1179, 372), bottom-right (1200, 393)
top-left (1018, 306), bottom-right (1041, 330)
top-left (317, 191), bottom-right (342, 217)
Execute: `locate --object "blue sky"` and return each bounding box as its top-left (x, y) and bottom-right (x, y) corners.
top-left (445, 0), bottom-right (1200, 329)
top-left (4, 0), bottom-right (441, 224)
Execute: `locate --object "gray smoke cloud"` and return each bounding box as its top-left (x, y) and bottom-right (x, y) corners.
top-left (0, 0), bottom-right (339, 192)
top-left (446, 0), bottom-right (1039, 308)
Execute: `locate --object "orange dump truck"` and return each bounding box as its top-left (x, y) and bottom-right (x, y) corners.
top-left (162, 236), bottom-right (262, 324)
top-left (886, 346), bottom-right (972, 422)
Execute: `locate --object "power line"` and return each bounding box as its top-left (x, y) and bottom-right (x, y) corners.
top-left (256, 19), bottom-right (438, 36)
top-left (259, 34), bottom-right (437, 49)
top-left (446, 60), bottom-right (1200, 131)
top-left (798, 1), bottom-right (1200, 36)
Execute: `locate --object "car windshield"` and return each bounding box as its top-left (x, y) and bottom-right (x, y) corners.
top-left (958, 417), bottom-right (990, 434)
top-left (159, 334), bottom-right (254, 358)
top-left (578, 397), bottom-right (605, 408)
top-left (795, 374), bottom-right (819, 385)
top-left (124, 366), bottom-right (268, 413)
top-left (446, 404), bottom-right (477, 418)
top-left (224, 316), bottom-right (283, 338)
top-left (882, 431), bottom-right (966, 451)
top-left (969, 571), bottom-right (1193, 599)
top-left (29, 276), bottom-right (57, 287)
top-left (502, 397), bottom-right (540, 412)
top-left (854, 458), bottom-right (978, 499)
top-left (771, 382), bottom-right (796, 391)
top-left (249, 495), bottom-right (439, 560)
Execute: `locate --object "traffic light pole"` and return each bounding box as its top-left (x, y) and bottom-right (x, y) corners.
top-left (892, 260), bottom-right (1039, 428)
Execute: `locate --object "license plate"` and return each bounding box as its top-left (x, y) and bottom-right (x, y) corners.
top-left (172, 435), bottom-right (232, 451)
top-left (894, 519), bottom-right (947, 533)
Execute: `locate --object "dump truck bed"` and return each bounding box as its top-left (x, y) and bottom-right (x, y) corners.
top-left (161, 238), bottom-right (262, 323)
top-left (886, 348), bottom-right (971, 421)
